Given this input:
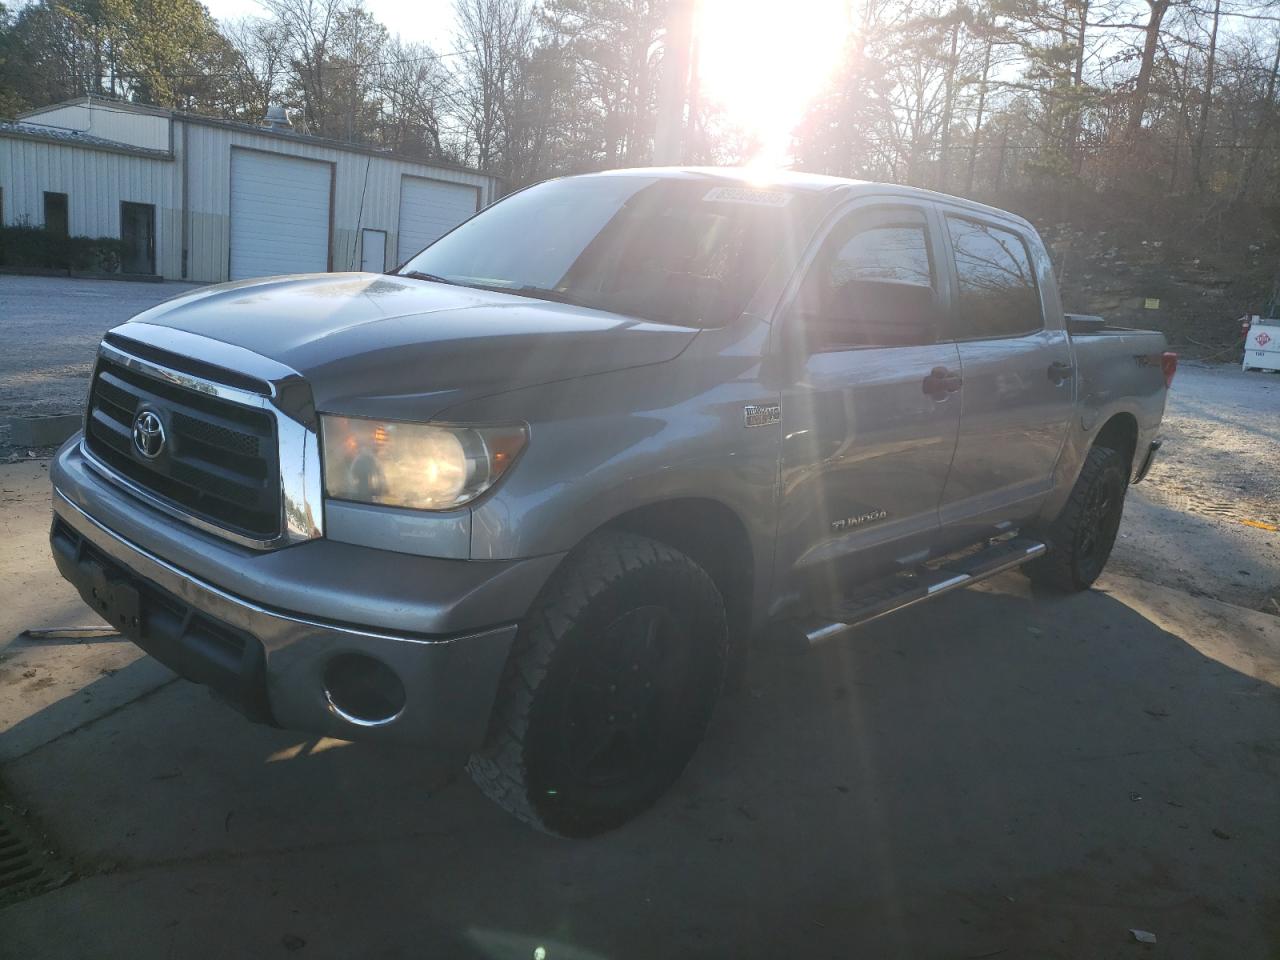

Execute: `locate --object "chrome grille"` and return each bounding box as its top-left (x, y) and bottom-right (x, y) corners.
top-left (84, 355), bottom-right (281, 539)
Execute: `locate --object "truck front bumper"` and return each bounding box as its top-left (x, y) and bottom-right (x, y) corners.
top-left (50, 438), bottom-right (563, 761)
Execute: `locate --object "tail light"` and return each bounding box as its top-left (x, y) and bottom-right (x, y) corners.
top-left (1161, 351), bottom-right (1178, 389)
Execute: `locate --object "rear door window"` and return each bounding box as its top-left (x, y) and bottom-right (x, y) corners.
top-left (946, 217), bottom-right (1043, 338)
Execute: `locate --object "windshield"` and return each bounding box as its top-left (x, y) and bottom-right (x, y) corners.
top-left (399, 176), bottom-right (813, 327)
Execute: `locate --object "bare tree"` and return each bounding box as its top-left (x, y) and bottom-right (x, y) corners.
top-left (259, 0), bottom-right (350, 134)
top-left (222, 16), bottom-right (290, 120)
top-left (1190, 0), bottom-right (1221, 188)
top-left (1127, 0), bottom-right (1173, 139)
top-left (378, 37), bottom-right (452, 157)
top-left (453, 0), bottom-right (535, 171)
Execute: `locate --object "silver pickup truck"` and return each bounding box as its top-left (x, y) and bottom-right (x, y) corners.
top-left (49, 168), bottom-right (1175, 836)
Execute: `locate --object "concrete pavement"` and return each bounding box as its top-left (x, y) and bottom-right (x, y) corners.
top-left (1, 458), bottom-right (1277, 959)
top-left (0, 297), bottom-right (1277, 957)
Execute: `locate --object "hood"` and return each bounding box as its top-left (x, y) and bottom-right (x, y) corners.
top-left (124, 273), bottom-right (698, 419)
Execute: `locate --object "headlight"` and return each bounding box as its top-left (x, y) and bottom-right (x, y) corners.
top-left (320, 415), bottom-right (527, 511)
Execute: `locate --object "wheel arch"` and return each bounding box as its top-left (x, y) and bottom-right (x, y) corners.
top-left (601, 498), bottom-right (756, 663)
top-left (1091, 412), bottom-right (1139, 474)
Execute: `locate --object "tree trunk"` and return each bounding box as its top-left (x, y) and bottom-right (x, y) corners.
top-left (1235, 36), bottom-right (1280, 204)
top-left (1191, 0), bottom-right (1220, 191)
top-left (993, 125), bottom-right (1008, 190)
top-left (965, 32), bottom-right (993, 194)
top-left (1068, 0), bottom-right (1089, 173)
top-left (936, 14), bottom-right (962, 191)
top-left (1168, 46), bottom-right (1194, 190)
top-left (653, 0), bottom-right (693, 165)
top-left (1126, 0), bottom-right (1170, 142)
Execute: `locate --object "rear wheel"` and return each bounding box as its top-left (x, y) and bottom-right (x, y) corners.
top-left (1026, 445), bottom-right (1129, 592)
top-left (467, 531), bottom-right (728, 837)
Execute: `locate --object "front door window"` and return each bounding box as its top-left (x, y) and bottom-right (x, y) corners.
top-left (792, 208), bottom-right (942, 349)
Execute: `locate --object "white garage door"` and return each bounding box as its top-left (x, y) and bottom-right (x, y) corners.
top-left (397, 177), bottom-right (480, 264)
top-left (229, 150), bottom-right (331, 280)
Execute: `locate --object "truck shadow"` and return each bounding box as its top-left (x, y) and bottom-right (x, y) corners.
top-left (3, 575), bottom-right (1279, 959)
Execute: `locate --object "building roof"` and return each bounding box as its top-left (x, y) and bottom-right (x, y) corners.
top-left (17, 96), bottom-right (497, 182)
top-left (0, 120), bottom-right (173, 159)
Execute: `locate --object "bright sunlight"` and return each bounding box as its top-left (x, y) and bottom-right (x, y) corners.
top-left (694, 0), bottom-right (852, 167)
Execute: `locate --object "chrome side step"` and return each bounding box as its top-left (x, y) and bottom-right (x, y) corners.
top-left (797, 537), bottom-right (1047, 649)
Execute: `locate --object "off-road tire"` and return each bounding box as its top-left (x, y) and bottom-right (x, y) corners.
top-left (1025, 444), bottom-right (1129, 592)
top-left (467, 531), bottom-right (728, 838)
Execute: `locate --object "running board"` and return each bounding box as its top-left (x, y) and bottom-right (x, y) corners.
top-left (798, 537), bottom-right (1047, 648)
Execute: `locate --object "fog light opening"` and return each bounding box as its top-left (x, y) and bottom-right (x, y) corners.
top-left (323, 653), bottom-right (406, 727)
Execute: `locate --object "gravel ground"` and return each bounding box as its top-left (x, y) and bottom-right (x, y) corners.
top-left (1111, 362), bottom-right (1280, 615)
top-left (1144, 363), bottom-right (1280, 525)
top-left (0, 275), bottom-right (201, 455)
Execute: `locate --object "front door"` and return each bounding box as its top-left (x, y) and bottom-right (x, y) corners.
top-left (776, 201), bottom-right (962, 608)
top-left (120, 202), bottom-right (155, 275)
top-left (936, 212), bottom-right (1075, 540)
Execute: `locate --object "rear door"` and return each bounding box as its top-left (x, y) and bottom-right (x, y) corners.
top-left (776, 200), bottom-right (962, 598)
top-left (938, 212), bottom-right (1074, 538)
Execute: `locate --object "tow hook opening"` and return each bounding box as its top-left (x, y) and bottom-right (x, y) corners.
top-left (323, 653), bottom-right (406, 727)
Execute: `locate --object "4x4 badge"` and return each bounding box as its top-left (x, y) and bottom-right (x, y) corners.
top-left (743, 403), bottom-right (781, 428)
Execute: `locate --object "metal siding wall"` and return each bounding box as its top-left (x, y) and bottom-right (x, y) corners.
top-left (0, 135), bottom-right (180, 276)
top-left (22, 103), bottom-right (171, 151)
top-left (184, 124), bottom-right (232, 283)
top-left (183, 123), bottom-right (497, 281)
top-left (1, 121), bottom-right (498, 284)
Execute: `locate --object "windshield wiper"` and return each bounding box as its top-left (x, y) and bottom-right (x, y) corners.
top-left (465, 282), bottom-right (585, 307)
top-left (400, 270), bottom-right (458, 285)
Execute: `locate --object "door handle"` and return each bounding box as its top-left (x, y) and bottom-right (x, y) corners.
top-left (1048, 361), bottom-right (1075, 384)
top-left (922, 366), bottom-right (963, 398)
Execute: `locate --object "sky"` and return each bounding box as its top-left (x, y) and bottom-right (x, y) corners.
top-left (696, 0), bottom-right (850, 164)
top-left (204, 0), bottom-right (458, 46)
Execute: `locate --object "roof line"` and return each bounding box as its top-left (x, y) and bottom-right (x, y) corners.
top-left (0, 121), bottom-right (174, 160)
top-left (17, 94), bottom-right (500, 183)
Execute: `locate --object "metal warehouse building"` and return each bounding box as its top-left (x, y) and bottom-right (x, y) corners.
top-left (0, 97), bottom-right (502, 282)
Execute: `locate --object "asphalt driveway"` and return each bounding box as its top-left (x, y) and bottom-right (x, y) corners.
top-left (0, 454), bottom-right (1278, 959)
top-left (0, 276), bottom-right (200, 449)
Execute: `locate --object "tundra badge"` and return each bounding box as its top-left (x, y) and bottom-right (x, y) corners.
top-left (832, 509), bottom-right (889, 531)
top-left (743, 403), bottom-right (781, 428)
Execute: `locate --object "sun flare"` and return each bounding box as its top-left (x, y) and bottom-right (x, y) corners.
top-left (694, 0), bottom-right (852, 167)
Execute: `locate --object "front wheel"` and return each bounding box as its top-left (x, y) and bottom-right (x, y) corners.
top-left (467, 531), bottom-right (728, 837)
top-left (1025, 445), bottom-right (1129, 592)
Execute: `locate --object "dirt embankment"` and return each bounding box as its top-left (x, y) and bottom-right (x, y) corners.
top-left (1034, 198), bottom-right (1279, 357)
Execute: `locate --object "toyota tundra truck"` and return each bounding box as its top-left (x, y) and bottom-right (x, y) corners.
top-left (49, 168), bottom-right (1175, 837)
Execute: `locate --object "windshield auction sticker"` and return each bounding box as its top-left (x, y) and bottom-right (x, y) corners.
top-left (702, 186), bottom-right (793, 207)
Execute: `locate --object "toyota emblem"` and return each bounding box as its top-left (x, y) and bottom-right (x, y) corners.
top-left (132, 410), bottom-right (166, 459)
